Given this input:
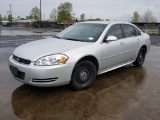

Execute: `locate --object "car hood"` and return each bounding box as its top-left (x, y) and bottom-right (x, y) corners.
top-left (13, 38), bottom-right (90, 61)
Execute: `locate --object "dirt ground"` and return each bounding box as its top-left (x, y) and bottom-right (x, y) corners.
top-left (0, 45), bottom-right (160, 120)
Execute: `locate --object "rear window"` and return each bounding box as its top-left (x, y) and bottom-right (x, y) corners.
top-left (121, 24), bottom-right (137, 38)
top-left (135, 28), bottom-right (141, 36)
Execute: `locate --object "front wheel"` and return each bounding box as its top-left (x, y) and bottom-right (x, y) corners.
top-left (133, 47), bottom-right (146, 67)
top-left (71, 61), bottom-right (97, 90)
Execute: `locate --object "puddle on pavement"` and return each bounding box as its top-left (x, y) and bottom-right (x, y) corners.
top-left (0, 29), bottom-right (58, 36)
top-left (10, 66), bottom-right (148, 119)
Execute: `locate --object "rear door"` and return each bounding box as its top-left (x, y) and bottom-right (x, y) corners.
top-left (121, 24), bottom-right (141, 62)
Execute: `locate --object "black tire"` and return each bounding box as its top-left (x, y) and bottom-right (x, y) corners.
top-left (71, 60), bottom-right (97, 90)
top-left (133, 47), bottom-right (146, 67)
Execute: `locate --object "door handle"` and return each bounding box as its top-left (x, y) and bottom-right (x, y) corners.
top-left (120, 42), bottom-right (125, 45)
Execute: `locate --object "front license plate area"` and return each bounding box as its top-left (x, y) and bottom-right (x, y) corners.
top-left (10, 66), bottom-right (18, 76)
top-left (10, 66), bottom-right (25, 80)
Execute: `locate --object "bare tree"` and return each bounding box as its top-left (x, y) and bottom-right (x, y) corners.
top-left (141, 9), bottom-right (157, 23)
top-left (50, 8), bottom-right (57, 22)
top-left (80, 14), bottom-right (86, 22)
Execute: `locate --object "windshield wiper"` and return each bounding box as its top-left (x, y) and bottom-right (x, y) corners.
top-left (54, 35), bottom-right (61, 39)
top-left (63, 38), bottom-right (81, 41)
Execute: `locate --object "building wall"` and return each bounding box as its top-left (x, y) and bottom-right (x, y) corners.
top-left (133, 23), bottom-right (160, 34)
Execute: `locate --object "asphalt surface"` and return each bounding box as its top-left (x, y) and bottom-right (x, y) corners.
top-left (0, 35), bottom-right (160, 48)
top-left (0, 27), bottom-right (160, 47)
top-left (0, 35), bottom-right (52, 47)
top-left (0, 28), bottom-right (160, 120)
top-left (0, 27), bottom-right (61, 47)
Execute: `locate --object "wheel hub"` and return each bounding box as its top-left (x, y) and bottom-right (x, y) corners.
top-left (139, 52), bottom-right (144, 61)
top-left (79, 69), bottom-right (89, 81)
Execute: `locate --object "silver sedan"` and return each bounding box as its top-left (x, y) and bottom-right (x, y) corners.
top-left (9, 21), bottom-right (151, 90)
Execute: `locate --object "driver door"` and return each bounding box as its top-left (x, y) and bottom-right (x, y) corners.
top-left (100, 24), bottom-right (126, 71)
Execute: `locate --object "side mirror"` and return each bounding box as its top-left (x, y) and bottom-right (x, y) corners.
top-left (106, 36), bottom-right (118, 41)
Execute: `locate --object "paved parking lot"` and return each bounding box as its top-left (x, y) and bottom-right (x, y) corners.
top-left (0, 27), bottom-right (61, 47)
top-left (0, 36), bottom-right (52, 47)
top-left (0, 27), bottom-right (160, 47)
top-left (0, 45), bottom-right (160, 120)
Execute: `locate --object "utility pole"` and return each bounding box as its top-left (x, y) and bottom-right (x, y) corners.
top-left (10, 4), bottom-right (12, 22)
top-left (40, 0), bottom-right (42, 21)
top-left (7, 11), bottom-right (10, 16)
top-left (44, 14), bottom-right (45, 21)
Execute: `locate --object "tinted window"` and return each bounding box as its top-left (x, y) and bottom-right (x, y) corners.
top-left (135, 28), bottom-right (141, 36)
top-left (107, 24), bottom-right (123, 39)
top-left (121, 24), bottom-right (137, 38)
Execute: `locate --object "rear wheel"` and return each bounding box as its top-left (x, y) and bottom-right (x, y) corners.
top-left (133, 47), bottom-right (146, 67)
top-left (71, 60), bottom-right (97, 90)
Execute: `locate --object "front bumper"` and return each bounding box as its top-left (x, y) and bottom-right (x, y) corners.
top-left (8, 56), bottom-right (74, 87)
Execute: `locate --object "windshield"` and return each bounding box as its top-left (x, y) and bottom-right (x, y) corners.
top-left (56, 23), bottom-right (107, 42)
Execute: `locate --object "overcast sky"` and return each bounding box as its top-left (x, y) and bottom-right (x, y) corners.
top-left (0, 0), bottom-right (159, 21)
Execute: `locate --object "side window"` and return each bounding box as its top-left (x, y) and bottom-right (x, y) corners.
top-left (121, 24), bottom-right (137, 38)
top-left (135, 28), bottom-right (141, 36)
top-left (106, 24), bottom-right (123, 39)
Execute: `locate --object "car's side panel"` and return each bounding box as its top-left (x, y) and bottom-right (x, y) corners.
top-left (120, 24), bottom-right (141, 62)
top-left (99, 60), bottom-right (134, 75)
top-left (122, 36), bottom-right (140, 62)
top-left (100, 40), bottom-right (126, 71)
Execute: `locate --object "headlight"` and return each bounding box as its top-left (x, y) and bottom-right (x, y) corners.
top-left (35, 54), bottom-right (68, 66)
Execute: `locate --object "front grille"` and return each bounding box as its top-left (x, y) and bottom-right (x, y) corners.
top-left (10, 66), bottom-right (25, 80)
top-left (13, 55), bottom-right (31, 65)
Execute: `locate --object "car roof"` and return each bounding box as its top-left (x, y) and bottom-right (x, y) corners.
top-left (80, 21), bottom-right (132, 25)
